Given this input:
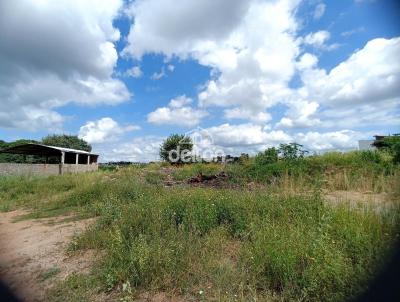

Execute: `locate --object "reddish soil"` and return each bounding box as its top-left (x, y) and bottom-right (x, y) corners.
top-left (0, 210), bottom-right (94, 302)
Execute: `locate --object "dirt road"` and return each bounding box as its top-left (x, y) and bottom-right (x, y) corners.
top-left (0, 210), bottom-right (94, 301)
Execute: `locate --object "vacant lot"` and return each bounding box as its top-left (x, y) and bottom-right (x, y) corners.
top-left (0, 210), bottom-right (95, 302)
top-left (0, 151), bottom-right (399, 301)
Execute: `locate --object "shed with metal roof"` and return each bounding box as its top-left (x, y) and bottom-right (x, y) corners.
top-left (0, 143), bottom-right (99, 176)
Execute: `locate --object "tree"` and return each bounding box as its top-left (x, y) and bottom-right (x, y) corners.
top-left (42, 134), bottom-right (92, 152)
top-left (160, 134), bottom-right (193, 163)
top-left (255, 147), bottom-right (278, 165)
top-left (374, 135), bottom-right (400, 164)
top-left (278, 143), bottom-right (308, 160)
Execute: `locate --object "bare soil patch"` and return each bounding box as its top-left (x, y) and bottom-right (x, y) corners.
top-left (0, 210), bottom-right (95, 302)
top-left (163, 170), bottom-right (237, 189)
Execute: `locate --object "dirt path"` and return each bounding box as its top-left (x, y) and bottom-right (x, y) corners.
top-left (0, 210), bottom-right (94, 302)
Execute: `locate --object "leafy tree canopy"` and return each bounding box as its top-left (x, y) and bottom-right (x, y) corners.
top-left (160, 134), bottom-right (193, 163)
top-left (42, 134), bottom-right (92, 152)
top-left (255, 147), bottom-right (279, 165)
top-left (278, 143), bottom-right (308, 160)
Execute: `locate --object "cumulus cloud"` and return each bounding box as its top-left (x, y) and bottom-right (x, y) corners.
top-left (147, 95), bottom-right (208, 127)
top-left (123, 0), bottom-right (252, 59)
top-left (95, 122), bottom-right (371, 162)
top-left (297, 37), bottom-right (400, 127)
top-left (276, 36), bottom-right (400, 130)
top-left (168, 95), bottom-right (193, 108)
top-left (224, 108), bottom-right (271, 124)
top-left (94, 136), bottom-right (164, 162)
top-left (295, 130), bottom-right (362, 151)
top-left (304, 37), bottom-right (400, 106)
top-left (79, 117), bottom-right (140, 144)
top-left (206, 123), bottom-right (291, 148)
top-left (123, 0), bottom-right (398, 139)
top-left (0, 0), bottom-right (130, 130)
top-left (277, 101), bottom-right (321, 129)
top-left (296, 53), bottom-right (318, 70)
top-left (125, 0), bottom-right (300, 118)
top-left (204, 124), bottom-right (366, 154)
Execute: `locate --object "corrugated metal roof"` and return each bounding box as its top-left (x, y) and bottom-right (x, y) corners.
top-left (0, 143), bottom-right (98, 156)
top-left (47, 145), bottom-right (96, 155)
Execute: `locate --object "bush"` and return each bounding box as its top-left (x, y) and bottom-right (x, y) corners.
top-left (359, 150), bottom-right (383, 164)
top-left (255, 147), bottom-right (278, 166)
top-left (278, 143), bottom-right (308, 160)
top-left (373, 135), bottom-right (400, 164)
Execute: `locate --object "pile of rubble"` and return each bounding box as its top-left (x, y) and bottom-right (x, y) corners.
top-left (187, 171), bottom-right (229, 186)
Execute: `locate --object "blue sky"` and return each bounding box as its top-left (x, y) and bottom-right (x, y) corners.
top-left (0, 0), bottom-right (399, 161)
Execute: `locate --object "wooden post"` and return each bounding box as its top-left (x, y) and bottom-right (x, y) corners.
top-left (75, 153), bottom-right (79, 165)
top-left (87, 155), bottom-right (90, 165)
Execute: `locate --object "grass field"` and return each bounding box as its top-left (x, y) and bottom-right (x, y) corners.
top-left (1, 150), bottom-right (399, 301)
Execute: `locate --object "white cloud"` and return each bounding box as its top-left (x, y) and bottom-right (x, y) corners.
top-left (277, 101), bottom-right (321, 129)
top-left (148, 107), bottom-right (208, 127)
top-left (206, 123), bottom-right (291, 148)
top-left (224, 108), bottom-right (271, 124)
top-left (320, 98), bottom-right (400, 128)
top-left (301, 37), bottom-right (400, 108)
top-left (295, 130), bottom-right (362, 151)
top-left (122, 0), bottom-right (399, 138)
top-left (296, 53), bottom-right (318, 70)
top-left (0, 0), bottom-right (130, 130)
top-left (196, 123), bottom-right (364, 156)
top-left (313, 3), bottom-right (326, 20)
top-left (341, 26), bottom-right (365, 37)
top-left (302, 31), bottom-right (340, 51)
top-left (168, 95), bottom-right (193, 108)
top-left (123, 0), bottom-right (252, 59)
top-left (277, 37), bottom-right (400, 130)
top-left (151, 64), bottom-right (176, 80)
top-left (95, 136), bottom-right (164, 162)
top-left (151, 67), bottom-right (166, 80)
top-left (78, 117), bottom-right (140, 144)
top-left (204, 124), bottom-right (367, 154)
top-left (95, 123), bottom-right (372, 161)
top-left (125, 66), bottom-right (143, 78)
top-left (125, 0), bottom-right (300, 117)
top-left (147, 95), bottom-right (208, 127)
top-left (303, 30), bottom-right (330, 48)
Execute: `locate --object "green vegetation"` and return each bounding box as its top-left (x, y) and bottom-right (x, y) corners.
top-left (0, 134), bottom-right (92, 163)
top-left (42, 134), bottom-right (92, 152)
top-left (40, 267), bottom-right (61, 281)
top-left (374, 135), bottom-right (400, 164)
top-left (159, 134), bottom-right (193, 163)
top-left (0, 150), bottom-right (399, 301)
top-left (0, 139), bottom-right (40, 163)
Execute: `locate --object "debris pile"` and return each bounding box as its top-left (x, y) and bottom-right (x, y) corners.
top-left (187, 171), bottom-right (229, 186)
